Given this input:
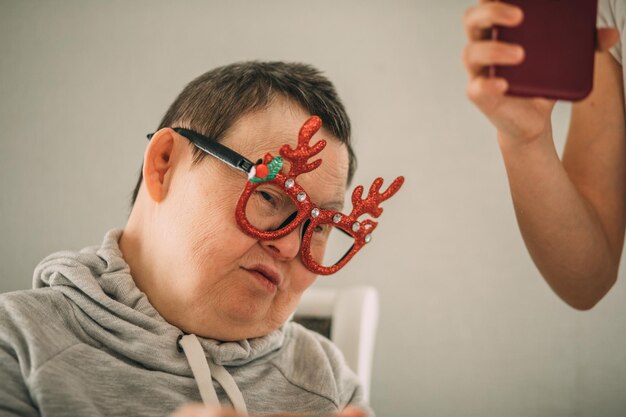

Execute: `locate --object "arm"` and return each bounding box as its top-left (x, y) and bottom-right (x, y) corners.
top-left (463, 1), bottom-right (625, 309)
top-left (500, 51), bottom-right (625, 309)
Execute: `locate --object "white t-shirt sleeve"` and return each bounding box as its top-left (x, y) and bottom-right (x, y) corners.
top-left (597, 0), bottom-right (624, 64)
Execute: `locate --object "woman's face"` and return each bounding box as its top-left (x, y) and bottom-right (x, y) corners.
top-left (156, 99), bottom-right (349, 340)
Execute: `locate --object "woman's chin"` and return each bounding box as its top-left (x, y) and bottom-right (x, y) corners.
top-left (226, 309), bottom-right (289, 340)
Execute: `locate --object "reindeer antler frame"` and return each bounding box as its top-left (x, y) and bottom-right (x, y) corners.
top-left (235, 116), bottom-right (404, 275)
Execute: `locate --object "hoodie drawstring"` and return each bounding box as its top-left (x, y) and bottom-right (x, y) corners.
top-left (179, 334), bottom-right (248, 414)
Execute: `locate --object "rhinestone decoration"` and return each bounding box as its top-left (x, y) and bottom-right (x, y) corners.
top-left (333, 214), bottom-right (342, 223)
top-left (284, 178), bottom-right (295, 189)
top-left (352, 221), bottom-right (360, 232)
top-left (311, 208), bottom-right (320, 218)
top-left (297, 192), bottom-right (306, 202)
top-left (364, 233), bottom-right (372, 243)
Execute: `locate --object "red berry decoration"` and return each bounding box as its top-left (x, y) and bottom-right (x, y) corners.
top-left (255, 164), bottom-right (269, 179)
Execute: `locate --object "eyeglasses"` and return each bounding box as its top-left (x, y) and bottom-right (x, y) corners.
top-left (147, 116), bottom-right (404, 275)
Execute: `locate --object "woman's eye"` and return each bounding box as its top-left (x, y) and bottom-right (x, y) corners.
top-left (314, 224), bottom-right (328, 234)
top-left (259, 191), bottom-right (274, 203)
top-left (255, 190), bottom-right (282, 212)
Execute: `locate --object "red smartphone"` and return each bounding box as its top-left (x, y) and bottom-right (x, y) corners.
top-left (490, 0), bottom-right (598, 101)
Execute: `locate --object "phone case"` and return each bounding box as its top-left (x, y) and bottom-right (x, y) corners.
top-left (490, 0), bottom-right (598, 101)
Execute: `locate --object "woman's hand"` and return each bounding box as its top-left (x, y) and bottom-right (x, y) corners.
top-left (462, 1), bottom-right (618, 147)
top-left (169, 404), bottom-right (366, 417)
top-left (169, 404), bottom-right (233, 417)
top-left (463, 1), bottom-right (554, 145)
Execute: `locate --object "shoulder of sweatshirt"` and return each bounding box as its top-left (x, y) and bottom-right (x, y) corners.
top-left (268, 321), bottom-right (361, 407)
top-left (0, 288), bottom-right (94, 378)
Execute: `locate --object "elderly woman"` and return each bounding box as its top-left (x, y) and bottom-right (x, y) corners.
top-left (0, 62), bottom-right (402, 417)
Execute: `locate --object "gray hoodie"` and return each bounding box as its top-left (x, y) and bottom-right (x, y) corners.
top-left (0, 230), bottom-right (371, 417)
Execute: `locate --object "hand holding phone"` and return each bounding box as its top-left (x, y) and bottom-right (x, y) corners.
top-left (463, 1), bottom-right (617, 145)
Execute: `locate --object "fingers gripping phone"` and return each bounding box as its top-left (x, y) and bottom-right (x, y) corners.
top-left (490, 0), bottom-right (599, 101)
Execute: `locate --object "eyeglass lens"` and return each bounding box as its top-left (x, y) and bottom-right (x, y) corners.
top-left (245, 185), bottom-right (354, 268)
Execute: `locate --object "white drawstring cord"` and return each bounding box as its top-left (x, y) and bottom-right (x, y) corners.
top-left (178, 334), bottom-right (248, 414)
top-left (179, 334), bottom-right (220, 406)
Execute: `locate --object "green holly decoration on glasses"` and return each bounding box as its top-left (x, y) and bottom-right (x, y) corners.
top-left (248, 156), bottom-right (284, 183)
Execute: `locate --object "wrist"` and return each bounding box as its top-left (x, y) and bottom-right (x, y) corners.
top-left (497, 127), bottom-right (561, 172)
top-left (497, 125), bottom-right (554, 154)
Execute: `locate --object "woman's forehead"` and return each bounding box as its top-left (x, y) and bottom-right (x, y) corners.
top-left (221, 108), bottom-right (306, 154)
top-left (219, 117), bottom-right (347, 204)
top-left (216, 100), bottom-right (350, 204)
top-left (220, 99), bottom-right (319, 150)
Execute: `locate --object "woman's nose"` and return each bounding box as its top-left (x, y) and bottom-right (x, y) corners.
top-left (260, 225), bottom-right (303, 261)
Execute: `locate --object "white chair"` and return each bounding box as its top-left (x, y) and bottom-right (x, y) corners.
top-left (292, 286), bottom-right (379, 401)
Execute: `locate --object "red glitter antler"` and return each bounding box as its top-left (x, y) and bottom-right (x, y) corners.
top-left (279, 116), bottom-right (327, 178)
top-left (349, 176), bottom-right (405, 221)
top-left (300, 175), bottom-right (405, 275)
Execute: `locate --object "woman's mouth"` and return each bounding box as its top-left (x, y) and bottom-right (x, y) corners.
top-left (241, 265), bottom-right (282, 293)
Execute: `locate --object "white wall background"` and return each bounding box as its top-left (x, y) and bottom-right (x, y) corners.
top-left (1, 1), bottom-right (625, 416)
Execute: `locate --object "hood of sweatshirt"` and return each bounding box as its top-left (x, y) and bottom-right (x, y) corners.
top-left (32, 229), bottom-right (286, 411)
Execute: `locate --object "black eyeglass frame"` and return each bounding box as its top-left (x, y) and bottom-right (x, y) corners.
top-left (147, 128), bottom-right (255, 175)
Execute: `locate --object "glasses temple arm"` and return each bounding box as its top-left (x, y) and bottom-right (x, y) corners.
top-left (146, 128), bottom-right (255, 175)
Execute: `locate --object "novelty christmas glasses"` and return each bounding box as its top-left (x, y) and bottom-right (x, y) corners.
top-left (148, 116), bottom-right (404, 275)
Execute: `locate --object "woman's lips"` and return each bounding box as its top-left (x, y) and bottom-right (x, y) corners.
top-left (242, 265), bottom-right (282, 293)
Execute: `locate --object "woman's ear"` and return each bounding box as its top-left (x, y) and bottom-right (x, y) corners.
top-left (143, 128), bottom-right (178, 203)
